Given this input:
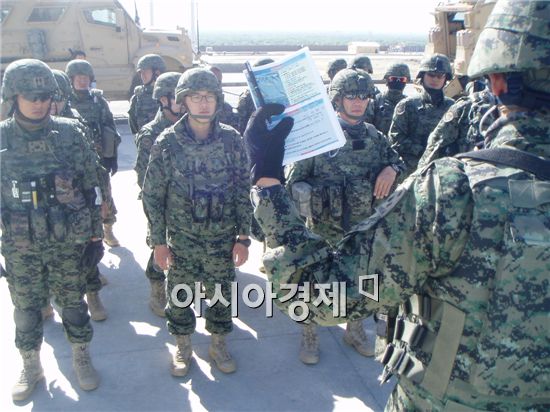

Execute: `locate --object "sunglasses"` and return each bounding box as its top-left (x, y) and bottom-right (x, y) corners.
top-left (343, 93), bottom-right (370, 100)
top-left (23, 93), bottom-right (54, 102)
top-left (388, 76), bottom-right (408, 83)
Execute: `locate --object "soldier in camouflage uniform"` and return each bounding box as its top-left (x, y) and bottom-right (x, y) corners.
top-left (128, 54), bottom-right (167, 135)
top-left (1, 59), bottom-right (104, 400)
top-left (327, 58), bottom-right (348, 81)
top-left (418, 86), bottom-right (497, 169)
top-left (65, 59), bottom-right (121, 247)
top-left (236, 58), bottom-right (274, 134)
top-left (372, 63), bottom-right (411, 135)
top-left (245, 1), bottom-right (550, 410)
top-left (388, 54), bottom-right (454, 175)
top-left (286, 69), bottom-right (405, 365)
top-left (349, 55), bottom-right (373, 74)
top-left (142, 68), bottom-right (252, 376)
top-left (134, 71), bottom-right (183, 318)
top-left (50, 69), bottom-right (109, 321)
top-left (209, 65), bottom-right (239, 130)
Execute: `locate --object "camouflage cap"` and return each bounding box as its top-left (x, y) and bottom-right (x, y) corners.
top-left (417, 53), bottom-right (452, 80)
top-left (384, 63), bottom-right (412, 81)
top-left (327, 58), bottom-right (348, 79)
top-left (1, 59), bottom-right (57, 102)
top-left (175, 68), bottom-right (223, 104)
top-left (329, 69), bottom-right (375, 106)
top-left (65, 59), bottom-right (95, 80)
top-left (52, 69), bottom-right (72, 101)
top-left (137, 54), bottom-right (167, 73)
top-left (152, 72), bottom-right (181, 100)
top-left (468, 0), bottom-right (550, 79)
top-left (350, 55), bottom-right (373, 74)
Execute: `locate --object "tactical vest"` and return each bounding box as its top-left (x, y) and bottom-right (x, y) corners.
top-left (378, 156), bottom-right (550, 410)
top-left (161, 128), bottom-right (239, 238)
top-left (133, 84), bottom-right (158, 130)
top-left (373, 90), bottom-right (406, 135)
top-left (0, 119), bottom-right (97, 249)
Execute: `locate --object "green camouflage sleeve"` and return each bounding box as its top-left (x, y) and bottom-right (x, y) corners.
top-left (254, 158), bottom-right (472, 326)
top-left (128, 93), bottom-right (139, 135)
top-left (388, 99), bottom-right (415, 171)
top-left (142, 137), bottom-right (169, 245)
top-left (374, 129), bottom-right (406, 173)
top-left (134, 127), bottom-right (155, 190)
top-left (285, 157), bottom-right (314, 186)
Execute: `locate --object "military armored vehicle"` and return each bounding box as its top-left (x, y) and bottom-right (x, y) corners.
top-left (425, 0), bottom-right (496, 97)
top-left (0, 0), bottom-right (194, 99)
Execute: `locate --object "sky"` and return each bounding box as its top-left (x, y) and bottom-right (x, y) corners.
top-left (118, 0), bottom-right (442, 34)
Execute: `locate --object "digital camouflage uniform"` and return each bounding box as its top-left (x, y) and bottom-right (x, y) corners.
top-left (0, 61), bottom-right (103, 353)
top-left (128, 54), bottom-right (167, 135)
top-left (66, 60), bottom-right (120, 227)
top-left (418, 89), bottom-right (496, 169)
top-left (218, 101), bottom-right (239, 131)
top-left (372, 63), bottom-right (411, 135)
top-left (142, 70), bottom-right (251, 336)
top-left (388, 55), bottom-right (454, 175)
top-left (249, 1), bottom-right (550, 410)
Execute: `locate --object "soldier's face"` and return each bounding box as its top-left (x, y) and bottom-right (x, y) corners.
top-left (73, 75), bottom-right (91, 90)
top-left (423, 72), bottom-right (446, 89)
top-left (17, 94), bottom-right (52, 120)
top-left (185, 91), bottom-right (217, 123)
top-left (140, 68), bottom-right (154, 85)
top-left (339, 95), bottom-right (370, 124)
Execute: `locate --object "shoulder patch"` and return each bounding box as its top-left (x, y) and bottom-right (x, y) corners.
top-left (443, 110), bottom-right (455, 123)
top-left (395, 103), bottom-right (406, 116)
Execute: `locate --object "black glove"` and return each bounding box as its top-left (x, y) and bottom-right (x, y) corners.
top-left (243, 103), bottom-right (294, 185)
top-left (101, 157), bottom-right (118, 176)
top-left (81, 240), bottom-right (105, 268)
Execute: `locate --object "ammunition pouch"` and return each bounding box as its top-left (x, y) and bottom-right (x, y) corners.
top-left (102, 125), bottom-right (119, 158)
top-left (191, 189), bottom-right (211, 223)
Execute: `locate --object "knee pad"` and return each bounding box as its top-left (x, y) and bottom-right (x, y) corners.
top-left (14, 308), bottom-right (41, 332)
top-left (62, 303), bottom-right (90, 327)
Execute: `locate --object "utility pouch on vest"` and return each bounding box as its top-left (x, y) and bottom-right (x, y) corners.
top-left (47, 205), bottom-right (67, 242)
top-left (54, 172), bottom-right (86, 210)
top-left (328, 184), bottom-right (344, 219)
top-left (30, 208), bottom-right (48, 243)
top-left (192, 190), bottom-right (210, 223)
top-left (7, 211), bottom-right (31, 248)
top-left (102, 125), bottom-right (118, 158)
top-left (291, 182), bottom-right (313, 219)
top-left (311, 185), bottom-right (327, 220)
top-left (67, 207), bottom-right (92, 243)
top-left (210, 190), bottom-right (225, 222)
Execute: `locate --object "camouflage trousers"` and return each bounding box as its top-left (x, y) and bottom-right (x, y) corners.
top-left (166, 242), bottom-right (236, 336)
top-left (3, 243), bottom-right (93, 351)
top-left (85, 265), bottom-right (103, 293)
top-left (145, 250), bottom-right (165, 282)
top-left (100, 169), bottom-right (117, 225)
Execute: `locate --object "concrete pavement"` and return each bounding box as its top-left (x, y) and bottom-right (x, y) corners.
top-left (0, 119), bottom-right (395, 411)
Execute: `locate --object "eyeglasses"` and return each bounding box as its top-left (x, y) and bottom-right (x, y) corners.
top-left (388, 76), bottom-right (408, 83)
top-left (188, 93), bottom-right (217, 103)
top-left (343, 93), bottom-right (370, 100)
top-left (22, 93), bottom-right (53, 102)
top-left (425, 72), bottom-right (446, 79)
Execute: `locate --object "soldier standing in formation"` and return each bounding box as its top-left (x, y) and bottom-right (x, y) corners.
top-left (142, 69), bottom-right (252, 376)
top-left (244, 0), bottom-right (549, 409)
top-left (65, 59), bottom-right (121, 248)
top-left (0, 59), bottom-right (104, 401)
top-left (286, 68), bottom-right (404, 365)
top-left (128, 54), bottom-right (167, 136)
top-left (134, 71), bottom-right (183, 317)
top-left (388, 53), bottom-right (454, 176)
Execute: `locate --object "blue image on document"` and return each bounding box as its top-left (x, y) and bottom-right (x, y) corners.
top-left (255, 71), bottom-right (290, 107)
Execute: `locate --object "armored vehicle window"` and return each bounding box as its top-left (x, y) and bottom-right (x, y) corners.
top-left (83, 8), bottom-right (117, 27)
top-left (28, 7), bottom-right (65, 22)
top-left (0, 6), bottom-right (11, 24)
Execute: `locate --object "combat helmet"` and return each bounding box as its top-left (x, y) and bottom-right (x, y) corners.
top-left (350, 55), bottom-right (373, 74)
top-left (1, 59), bottom-right (57, 103)
top-left (175, 68), bottom-right (223, 105)
top-left (417, 53), bottom-right (452, 81)
top-left (152, 72), bottom-right (181, 100)
top-left (329, 69), bottom-right (376, 107)
top-left (52, 69), bottom-right (72, 101)
top-left (468, 0), bottom-right (550, 95)
top-left (136, 54), bottom-right (167, 73)
top-left (327, 58), bottom-right (348, 80)
top-left (65, 59), bottom-right (95, 80)
top-left (384, 63), bottom-right (411, 81)
top-left (253, 58), bottom-right (274, 67)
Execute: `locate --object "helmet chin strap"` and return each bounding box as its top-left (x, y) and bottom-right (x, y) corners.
top-left (338, 101), bottom-right (365, 123)
top-left (160, 102), bottom-right (183, 118)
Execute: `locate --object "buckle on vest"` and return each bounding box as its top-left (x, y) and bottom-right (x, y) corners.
top-left (394, 317), bottom-right (427, 349)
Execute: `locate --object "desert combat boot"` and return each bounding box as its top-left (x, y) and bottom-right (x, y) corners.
top-left (103, 223), bottom-right (120, 247)
top-left (72, 343), bottom-right (100, 391)
top-left (209, 333), bottom-right (236, 373)
top-left (86, 291), bottom-right (107, 321)
top-left (171, 335), bottom-right (192, 377)
top-left (299, 323), bottom-right (320, 364)
top-left (343, 320), bottom-right (374, 357)
top-left (12, 349), bottom-right (44, 401)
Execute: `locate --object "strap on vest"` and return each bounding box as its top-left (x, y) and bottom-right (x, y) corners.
top-left (457, 148), bottom-right (550, 180)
